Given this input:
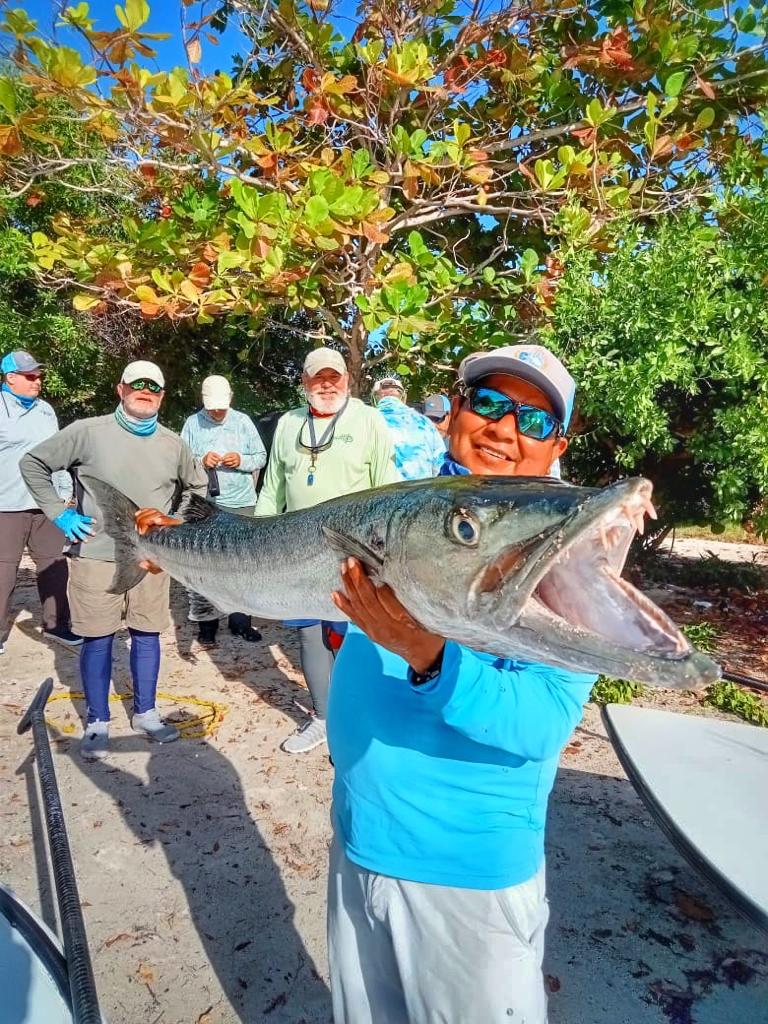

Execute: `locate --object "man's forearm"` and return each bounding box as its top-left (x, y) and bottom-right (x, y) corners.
top-left (20, 451), bottom-right (68, 521)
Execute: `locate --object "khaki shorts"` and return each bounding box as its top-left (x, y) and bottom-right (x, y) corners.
top-left (68, 557), bottom-right (171, 637)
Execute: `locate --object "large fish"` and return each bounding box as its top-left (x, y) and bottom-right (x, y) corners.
top-left (83, 474), bottom-right (720, 689)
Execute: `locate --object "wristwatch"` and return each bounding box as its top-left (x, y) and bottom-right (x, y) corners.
top-left (409, 647), bottom-right (445, 687)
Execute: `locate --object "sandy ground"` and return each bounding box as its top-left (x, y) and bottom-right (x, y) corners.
top-left (1, 552), bottom-right (767, 1024)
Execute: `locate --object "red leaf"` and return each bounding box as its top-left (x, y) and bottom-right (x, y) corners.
top-left (26, 194), bottom-right (42, 207)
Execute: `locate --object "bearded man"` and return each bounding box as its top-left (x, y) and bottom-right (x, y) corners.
top-left (254, 347), bottom-right (400, 753)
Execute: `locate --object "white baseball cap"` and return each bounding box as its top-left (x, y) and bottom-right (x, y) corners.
top-left (303, 347), bottom-right (347, 377)
top-left (121, 359), bottom-right (165, 389)
top-left (201, 374), bottom-right (232, 410)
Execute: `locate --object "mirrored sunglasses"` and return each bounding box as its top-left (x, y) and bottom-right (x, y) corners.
top-left (464, 385), bottom-right (563, 441)
top-left (128, 378), bottom-right (163, 394)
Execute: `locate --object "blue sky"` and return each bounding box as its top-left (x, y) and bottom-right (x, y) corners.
top-left (21, 0), bottom-right (364, 73)
top-left (24, 1), bottom-right (250, 74)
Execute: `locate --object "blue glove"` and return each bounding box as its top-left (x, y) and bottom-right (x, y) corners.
top-left (54, 508), bottom-right (95, 542)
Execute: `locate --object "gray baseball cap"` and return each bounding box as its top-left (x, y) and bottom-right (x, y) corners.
top-left (458, 343), bottom-right (575, 429)
top-left (1, 350), bottom-right (44, 374)
top-left (423, 394), bottom-right (451, 420)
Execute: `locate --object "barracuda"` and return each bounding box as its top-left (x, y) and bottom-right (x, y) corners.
top-left (83, 474), bottom-right (721, 689)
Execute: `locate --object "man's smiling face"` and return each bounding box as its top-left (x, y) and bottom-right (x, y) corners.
top-left (448, 372), bottom-right (568, 477)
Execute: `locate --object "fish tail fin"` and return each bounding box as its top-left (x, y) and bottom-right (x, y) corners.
top-left (81, 476), bottom-right (146, 594)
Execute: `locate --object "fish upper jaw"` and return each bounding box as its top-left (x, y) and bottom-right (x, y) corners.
top-left (467, 477), bottom-right (652, 618)
top-left (466, 477), bottom-right (721, 686)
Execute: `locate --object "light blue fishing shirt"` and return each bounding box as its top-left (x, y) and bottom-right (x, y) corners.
top-left (375, 397), bottom-right (446, 481)
top-left (0, 390), bottom-right (71, 511)
top-left (328, 628), bottom-right (595, 889)
top-left (181, 408), bottom-right (267, 509)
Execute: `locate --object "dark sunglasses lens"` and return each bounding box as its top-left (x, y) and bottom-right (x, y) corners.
top-left (517, 406), bottom-right (557, 440)
top-left (470, 388), bottom-right (511, 421)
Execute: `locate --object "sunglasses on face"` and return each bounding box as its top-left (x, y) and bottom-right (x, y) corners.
top-left (128, 379), bottom-right (163, 394)
top-left (14, 372), bottom-right (42, 382)
top-left (463, 386), bottom-right (563, 441)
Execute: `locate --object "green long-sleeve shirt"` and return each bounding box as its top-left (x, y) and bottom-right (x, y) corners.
top-left (20, 413), bottom-right (208, 562)
top-left (254, 398), bottom-right (400, 515)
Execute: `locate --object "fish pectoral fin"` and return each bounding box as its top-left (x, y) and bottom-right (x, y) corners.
top-left (322, 527), bottom-right (384, 575)
top-left (182, 494), bottom-right (218, 523)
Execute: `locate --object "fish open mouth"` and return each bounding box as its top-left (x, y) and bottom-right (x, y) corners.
top-left (483, 480), bottom-right (689, 658)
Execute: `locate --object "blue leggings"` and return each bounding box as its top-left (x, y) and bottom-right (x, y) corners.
top-left (80, 629), bottom-right (160, 723)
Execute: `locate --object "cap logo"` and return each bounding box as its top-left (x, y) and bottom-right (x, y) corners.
top-left (516, 349), bottom-right (544, 369)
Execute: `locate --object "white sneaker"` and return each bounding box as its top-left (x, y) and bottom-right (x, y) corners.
top-left (281, 717), bottom-right (327, 754)
top-left (80, 720), bottom-right (109, 760)
top-left (132, 708), bottom-right (179, 744)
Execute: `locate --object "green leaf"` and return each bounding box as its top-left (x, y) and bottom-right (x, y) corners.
top-left (0, 78), bottom-right (16, 117)
top-left (482, 266), bottom-right (496, 284)
top-left (695, 107), bottom-right (715, 130)
top-left (304, 195), bottom-right (330, 227)
top-left (664, 71), bottom-right (686, 98)
top-left (396, 363), bottom-right (411, 375)
top-left (122, 0), bottom-right (149, 31)
top-left (520, 248), bottom-right (538, 279)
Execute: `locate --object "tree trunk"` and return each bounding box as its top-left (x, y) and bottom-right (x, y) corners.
top-left (345, 318), bottom-right (366, 397)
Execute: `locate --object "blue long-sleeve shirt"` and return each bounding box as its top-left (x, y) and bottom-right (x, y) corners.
top-left (328, 625), bottom-right (595, 890)
top-left (181, 408), bottom-right (266, 509)
top-left (0, 389), bottom-right (72, 511)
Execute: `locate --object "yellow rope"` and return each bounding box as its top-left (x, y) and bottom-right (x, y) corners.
top-left (45, 690), bottom-right (228, 740)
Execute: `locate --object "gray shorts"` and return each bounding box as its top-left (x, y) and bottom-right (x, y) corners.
top-left (327, 834), bottom-right (549, 1024)
top-left (68, 557), bottom-right (171, 637)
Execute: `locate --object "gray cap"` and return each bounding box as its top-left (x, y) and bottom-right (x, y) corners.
top-left (1, 350), bottom-right (44, 374)
top-left (458, 343), bottom-right (575, 429)
top-left (423, 394), bottom-right (451, 420)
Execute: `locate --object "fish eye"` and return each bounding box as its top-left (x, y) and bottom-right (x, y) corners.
top-left (450, 511), bottom-right (480, 547)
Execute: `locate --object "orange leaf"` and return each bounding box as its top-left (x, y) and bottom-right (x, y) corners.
top-left (0, 125), bottom-right (22, 155)
top-left (256, 153), bottom-right (278, 175)
top-left (139, 163), bottom-right (157, 180)
top-left (306, 99), bottom-right (330, 125)
top-left (571, 126), bottom-right (597, 146)
top-left (189, 262), bottom-right (211, 288)
top-left (301, 67), bottom-right (321, 94)
top-left (696, 75), bottom-right (716, 100)
top-left (362, 221), bottom-right (389, 244)
top-left (140, 301), bottom-right (163, 318)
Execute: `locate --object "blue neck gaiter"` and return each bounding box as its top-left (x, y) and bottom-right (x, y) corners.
top-left (439, 453), bottom-right (471, 476)
top-left (115, 403), bottom-right (157, 437)
top-left (2, 381), bottom-right (37, 410)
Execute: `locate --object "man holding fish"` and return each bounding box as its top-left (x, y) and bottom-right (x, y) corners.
top-left (324, 344), bottom-right (607, 1024)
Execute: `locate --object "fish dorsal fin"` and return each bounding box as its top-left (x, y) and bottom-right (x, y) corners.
top-left (183, 494), bottom-right (218, 523)
top-left (322, 526), bottom-right (384, 575)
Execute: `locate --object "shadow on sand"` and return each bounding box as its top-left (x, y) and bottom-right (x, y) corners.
top-left (40, 729), bottom-right (331, 1023)
top-left (167, 580), bottom-right (311, 729)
